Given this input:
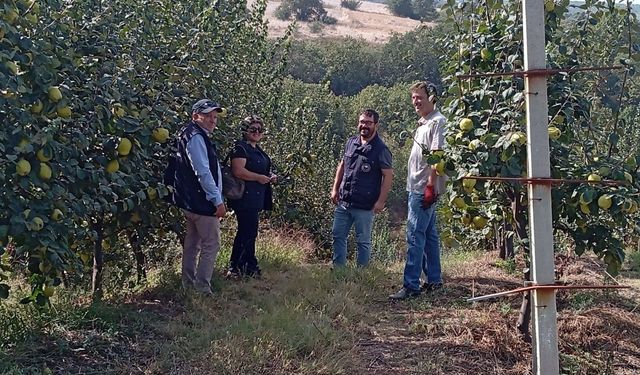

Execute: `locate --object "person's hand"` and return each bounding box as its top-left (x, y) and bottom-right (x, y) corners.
top-left (269, 174), bottom-right (278, 184)
top-left (215, 203), bottom-right (226, 218)
top-left (257, 175), bottom-right (271, 184)
top-left (330, 189), bottom-right (339, 205)
top-left (373, 200), bottom-right (386, 213)
top-left (422, 185), bottom-right (437, 209)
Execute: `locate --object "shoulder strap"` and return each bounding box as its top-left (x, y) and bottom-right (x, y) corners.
top-left (224, 141), bottom-right (247, 164)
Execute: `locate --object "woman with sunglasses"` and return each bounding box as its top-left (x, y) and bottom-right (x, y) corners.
top-left (227, 115), bottom-right (277, 278)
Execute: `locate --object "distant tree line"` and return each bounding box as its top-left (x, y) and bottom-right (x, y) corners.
top-left (282, 27), bottom-right (446, 96)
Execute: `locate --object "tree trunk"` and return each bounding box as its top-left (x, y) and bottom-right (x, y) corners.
top-left (92, 220), bottom-right (104, 301)
top-left (512, 189), bottom-right (528, 247)
top-left (516, 267), bottom-right (532, 343)
top-left (500, 218), bottom-right (514, 259)
top-left (129, 230), bottom-right (147, 283)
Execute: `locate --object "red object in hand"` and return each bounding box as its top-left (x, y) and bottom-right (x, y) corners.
top-left (422, 185), bottom-right (436, 208)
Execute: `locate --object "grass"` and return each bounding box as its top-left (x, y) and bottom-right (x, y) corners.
top-left (2, 229), bottom-right (640, 374)
top-left (0, 227), bottom-right (385, 374)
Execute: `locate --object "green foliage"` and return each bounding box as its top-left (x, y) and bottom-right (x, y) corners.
top-left (340, 0), bottom-right (362, 11)
top-left (0, 0), bottom-right (293, 301)
top-left (387, 0), bottom-right (414, 19)
top-left (275, 0), bottom-right (328, 22)
top-left (437, 0), bottom-right (640, 272)
top-left (387, 0), bottom-right (438, 21)
top-left (285, 28), bottom-right (444, 96)
top-left (627, 249), bottom-right (640, 272)
top-left (495, 258), bottom-right (517, 275)
top-left (568, 292), bottom-right (596, 312)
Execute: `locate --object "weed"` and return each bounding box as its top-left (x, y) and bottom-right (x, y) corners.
top-left (569, 292), bottom-right (595, 311)
top-left (627, 249), bottom-right (640, 272)
top-left (494, 257), bottom-right (518, 275)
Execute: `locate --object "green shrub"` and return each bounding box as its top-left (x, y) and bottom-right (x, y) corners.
top-left (340, 0), bottom-right (362, 11)
top-left (387, 0), bottom-right (438, 21)
top-left (276, 0), bottom-right (328, 21)
top-left (320, 14), bottom-right (338, 25)
top-left (309, 21), bottom-right (324, 33)
top-left (386, 0), bottom-right (415, 19)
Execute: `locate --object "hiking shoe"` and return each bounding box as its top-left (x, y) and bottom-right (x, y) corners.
top-left (421, 282), bottom-right (443, 292)
top-left (388, 287), bottom-right (421, 300)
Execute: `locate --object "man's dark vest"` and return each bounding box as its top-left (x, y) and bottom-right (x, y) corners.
top-left (339, 133), bottom-right (388, 210)
top-left (169, 121), bottom-right (220, 216)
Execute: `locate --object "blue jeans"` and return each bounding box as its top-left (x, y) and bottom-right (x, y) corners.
top-left (403, 192), bottom-right (442, 291)
top-left (332, 203), bottom-right (375, 267)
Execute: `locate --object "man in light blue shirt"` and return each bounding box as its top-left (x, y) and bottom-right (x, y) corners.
top-left (167, 98), bottom-right (226, 295)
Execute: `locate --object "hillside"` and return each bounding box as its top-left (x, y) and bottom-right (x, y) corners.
top-left (264, 0), bottom-right (428, 43)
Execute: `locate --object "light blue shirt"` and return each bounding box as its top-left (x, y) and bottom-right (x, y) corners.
top-left (186, 130), bottom-right (223, 207)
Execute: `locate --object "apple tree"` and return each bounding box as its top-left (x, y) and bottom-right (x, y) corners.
top-left (0, 0), bottom-right (293, 302)
top-left (436, 0), bottom-right (639, 273)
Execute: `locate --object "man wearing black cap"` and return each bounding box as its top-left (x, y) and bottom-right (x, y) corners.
top-left (167, 98), bottom-right (226, 295)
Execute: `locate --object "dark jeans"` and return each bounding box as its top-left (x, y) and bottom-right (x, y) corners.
top-left (230, 209), bottom-right (260, 274)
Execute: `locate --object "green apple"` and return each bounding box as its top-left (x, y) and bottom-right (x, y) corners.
top-left (548, 126), bottom-right (561, 140)
top-left (38, 163), bottom-right (52, 180)
top-left (51, 208), bottom-right (64, 221)
top-left (152, 128), bottom-right (169, 143)
top-left (587, 173), bottom-right (601, 182)
top-left (511, 131), bottom-right (526, 145)
top-left (468, 139), bottom-right (481, 151)
top-left (31, 217), bottom-right (44, 231)
top-left (37, 147), bottom-right (53, 162)
top-left (452, 197), bottom-right (466, 209)
top-left (43, 286), bottom-right (54, 297)
top-left (462, 178), bottom-right (476, 189)
top-left (472, 216), bottom-right (488, 230)
top-left (16, 159), bottom-right (31, 176)
top-left (56, 106), bottom-right (72, 118)
top-left (597, 195), bottom-right (612, 210)
top-left (106, 159), bottom-right (119, 173)
top-left (48, 86), bottom-right (63, 102)
top-left (459, 118), bottom-right (473, 132)
top-left (580, 204), bottom-right (591, 215)
top-left (624, 172), bottom-right (633, 183)
top-left (31, 100), bottom-right (44, 114)
top-left (117, 138), bottom-right (132, 156)
top-left (5, 61), bottom-right (18, 75)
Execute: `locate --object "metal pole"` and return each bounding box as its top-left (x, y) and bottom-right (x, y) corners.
top-left (522, 1), bottom-right (559, 374)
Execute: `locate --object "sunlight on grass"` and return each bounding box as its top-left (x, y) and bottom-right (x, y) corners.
top-left (7, 229), bottom-right (637, 374)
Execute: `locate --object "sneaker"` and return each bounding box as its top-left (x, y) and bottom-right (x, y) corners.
top-left (225, 268), bottom-right (242, 280)
top-left (421, 282), bottom-right (443, 292)
top-left (388, 287), bottom-right (421, 300)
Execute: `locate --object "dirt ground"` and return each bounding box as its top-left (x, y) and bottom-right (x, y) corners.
top-left (262, 0), bottom-right (429, 43)
top-left (355, 251), bottom-right (640, 374)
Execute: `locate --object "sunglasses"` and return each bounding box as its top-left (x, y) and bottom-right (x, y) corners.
top-left (247, 127), bottom-right (265, 134)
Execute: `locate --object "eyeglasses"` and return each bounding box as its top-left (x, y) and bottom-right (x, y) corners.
top-left (359, 120), bottom-right (375, 126)
top-left (247, 127), bottom-right (265, 134)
